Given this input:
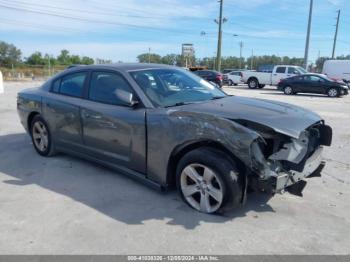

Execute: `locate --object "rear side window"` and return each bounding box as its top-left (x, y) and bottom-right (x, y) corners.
top-left (58, 72), bottom-right (87, 97)
top-left (276, 67), bottom-right (286, 73)
top-left (89, 71), bottom-right (133, 106)
top-left (52, 79), bottom-right (60, 93)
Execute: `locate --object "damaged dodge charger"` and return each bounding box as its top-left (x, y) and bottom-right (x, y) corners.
top-left (17, 64), bottom-right (332, 214)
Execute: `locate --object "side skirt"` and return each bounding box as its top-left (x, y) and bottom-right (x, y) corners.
top-left (56, 146), bottom-right (164, 192)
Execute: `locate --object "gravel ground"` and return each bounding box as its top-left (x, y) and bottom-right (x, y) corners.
top-left (0, 81), bottom-right (349, 255)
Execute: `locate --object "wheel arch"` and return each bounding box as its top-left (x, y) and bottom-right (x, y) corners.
top-left (166, 140), bottom-right (247, 190)
top-left (247, 77), bottom-right (258, 83)
top-left (27, 111), bottom-right (41, 130)
top-left (327, 86), bottom-right (340, 96)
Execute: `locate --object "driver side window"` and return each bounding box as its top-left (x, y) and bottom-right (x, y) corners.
top-left (88, 71), bottom-right (133, 106)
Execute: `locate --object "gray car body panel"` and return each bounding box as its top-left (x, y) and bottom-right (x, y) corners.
top-left (178, 96), bottom-right (322, 139)
top-left (17, 63), bottom-right (327, 189)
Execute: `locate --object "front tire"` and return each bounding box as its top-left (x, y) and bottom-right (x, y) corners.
top-left (176, 147), bottom-right (242, 214)
top-left (30, 115), bottom-right (56, 156)
top-left (327, 88), bottom-right (339, 97)
top-left (228, 80), bottom-right (233, 86)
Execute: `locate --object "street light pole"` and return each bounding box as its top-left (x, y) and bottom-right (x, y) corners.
top-left (239, 41), bottom-right (244, 69)
top-left (303, 0), bottom-right (313, 69)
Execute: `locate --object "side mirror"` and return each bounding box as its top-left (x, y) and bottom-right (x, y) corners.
top-left (115, 89), bottom-right (139, 107)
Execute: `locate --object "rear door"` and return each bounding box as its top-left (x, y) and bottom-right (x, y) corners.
top-left (290, 76), bottom-right (305, 92)
top-left (80, 70), bottom-right (146, 173)
top-left (271, 66), bottom-right (287, 85)
top-left (43, 71), bottom-right (88, 151)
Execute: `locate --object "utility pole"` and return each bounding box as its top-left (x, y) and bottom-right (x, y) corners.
top-left (251, 49), bottom-right (254, 70)
top-left (48, 55), bottom-right (51, 76)
top-left (215, 0), bottom-right (224, 72)
top-left (239, 41), bottom-right (244, 69)
top-left (304, 0), bottom-right (313, 69)
top-left (332, 9), bottom-right (341, 59)
top-left (148, 47), bottom-right (151, 63)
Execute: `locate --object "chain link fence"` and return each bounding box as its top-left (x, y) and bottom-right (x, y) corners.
top-left (0, 64), bottom-right (66, 81)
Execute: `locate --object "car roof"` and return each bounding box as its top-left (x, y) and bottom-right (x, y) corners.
top-left (65, 63), bottom-right (176, 73)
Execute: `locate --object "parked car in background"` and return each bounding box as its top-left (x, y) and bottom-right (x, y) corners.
top-left (277, 73), bottom-right (349, 97)
top-left (223, 71), bottom-right (243, 86)
top-left (193, 70), bottom-right (223, 87)
top-left (242, 65), bottom-right (307, 89)
top-left (322, 60), bottom-right (350, 84)
top-left (17, 63), bottom-right (332, 214)
top-left (223, 69), bottom-right (236, 74)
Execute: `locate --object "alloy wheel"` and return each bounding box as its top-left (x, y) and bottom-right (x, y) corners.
top-left (284, 86), bottom-right (293, 95)
top-left (180, 164), bottom-right (224, 213)
top-left (328, 88), bottom-right (338, 97)
top-left (32, 121), bottom-right (49, 152)
top-left (249, 80), bottom-right (257, 88)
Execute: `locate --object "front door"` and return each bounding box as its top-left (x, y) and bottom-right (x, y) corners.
top-left (304, 75), bottom-right (325, 94)
top-left (81, 71), bottom-right (146, 174)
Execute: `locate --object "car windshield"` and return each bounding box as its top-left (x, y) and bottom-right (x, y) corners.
top-left (130, 68), bottom-right (226, 107)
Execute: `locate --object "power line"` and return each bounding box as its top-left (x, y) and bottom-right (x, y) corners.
top-left (0, 3), bottom-right (197, 35)
top-left (1, 0), bottom-right (169, 20)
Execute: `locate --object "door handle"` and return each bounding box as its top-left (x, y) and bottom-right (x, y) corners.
top-left (83, 112), bottom-right (101, 119)
top-left (273, 74), bottom-right (277, 76)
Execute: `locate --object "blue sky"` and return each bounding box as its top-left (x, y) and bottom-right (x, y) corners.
top-left (0, 0), bottom-right (349, 63)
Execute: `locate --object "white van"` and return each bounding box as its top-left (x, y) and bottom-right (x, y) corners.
top-left (322, 60), bottom-right (350, 83)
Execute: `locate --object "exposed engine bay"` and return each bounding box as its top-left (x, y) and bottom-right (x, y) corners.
top-left (235, 119), bottom-right (333, 196)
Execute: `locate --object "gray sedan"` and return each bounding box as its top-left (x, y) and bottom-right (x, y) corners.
top-left (17, 63), bottom-right (332, 214)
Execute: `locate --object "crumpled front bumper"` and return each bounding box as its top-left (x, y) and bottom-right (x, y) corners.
top-left (274, 147), bottom-right (324, 192)
top-left (254, 147), bottom-right (325, 196)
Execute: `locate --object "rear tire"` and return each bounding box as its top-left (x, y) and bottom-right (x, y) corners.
top-left (176, 147), bottom-right (243, 214)
top-left (248, 78), bottom-right (259, 89)
top-left (30, 115), bottom-right (56, 157)
top-left (228, 80), bottom-right (233, 86)
top-left (283, 86), bottom-right (294, 95)
top-left (327, 88), bottom-right (339, 97)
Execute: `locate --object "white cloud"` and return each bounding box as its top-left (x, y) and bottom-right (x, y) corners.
top-left (327, 0), bottom-right (344, 5)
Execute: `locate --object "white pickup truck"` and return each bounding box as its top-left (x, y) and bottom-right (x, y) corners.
top-left (241, 65), bottom-right (308, 89)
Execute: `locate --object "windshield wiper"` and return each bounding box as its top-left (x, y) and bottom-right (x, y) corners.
top-left (164, 102), bottom-right (187, 108)
top-left (210, 96), bottom-right (226, 100)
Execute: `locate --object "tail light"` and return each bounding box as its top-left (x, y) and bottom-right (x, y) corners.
top-left (216, 74), bottom-right (223, 81)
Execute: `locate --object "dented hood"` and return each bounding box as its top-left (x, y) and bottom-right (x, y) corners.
top-left (181, 96), bottom-right (322, 138)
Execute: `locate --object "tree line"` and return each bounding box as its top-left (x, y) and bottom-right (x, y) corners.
top-left (137, 52), bottom-right (350, 73)
top-left (0, 41), bottom-right (94, 67)
top-left (2, 40), bottom-right (349, 72)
